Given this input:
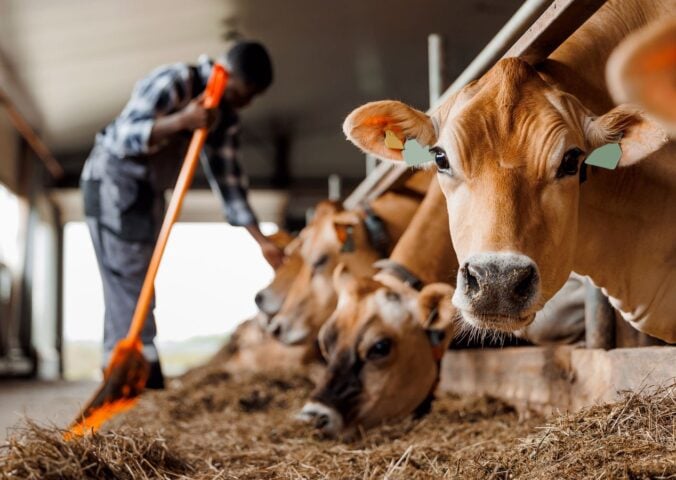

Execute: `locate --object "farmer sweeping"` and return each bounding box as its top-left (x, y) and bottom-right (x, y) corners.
top-left (80, 41), bottom-right (282, 390)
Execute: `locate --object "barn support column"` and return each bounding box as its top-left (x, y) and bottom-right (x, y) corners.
top-left (584, 281), bottom-right (615, 349)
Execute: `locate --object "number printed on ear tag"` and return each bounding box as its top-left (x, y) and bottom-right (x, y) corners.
top-left (585, 142), bottom-right (622, 170)
top-left (384, 130), bottom-right (404, 150)
top-left (403, 138), bottom-right (435, 166)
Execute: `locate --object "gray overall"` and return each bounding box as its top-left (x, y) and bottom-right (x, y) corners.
top-left (81, 137), bottom-right (187, 366)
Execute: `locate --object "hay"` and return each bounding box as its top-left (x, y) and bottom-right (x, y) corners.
top-left (1, 359), bottom-right (674, 479)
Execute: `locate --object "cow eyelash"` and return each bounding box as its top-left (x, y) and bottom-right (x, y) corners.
top-left (430, 147), bottom-right (452, 175)
top-left (556, 147), bottom-right (585, 179)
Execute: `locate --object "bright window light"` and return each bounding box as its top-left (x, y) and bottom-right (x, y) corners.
top-left (63, 221), bottom-right (278, 378)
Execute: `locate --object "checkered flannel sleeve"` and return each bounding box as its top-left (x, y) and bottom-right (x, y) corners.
top-left (201, 124), bottom-right (258, 227)
top-left (102, 64), bottom-right (193, 158)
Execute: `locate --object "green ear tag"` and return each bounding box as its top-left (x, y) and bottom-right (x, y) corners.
top-left (585, 142), bottom-right (622, 170)
top-left (402, 139), bottom-right (434, 166)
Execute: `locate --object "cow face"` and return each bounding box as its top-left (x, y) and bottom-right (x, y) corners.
top-left (268, 202), bottom-right (379, 345)
top-left (298, 266), bottom-right (456, 437)
top-left (343, 58), bottom-right (668, 333)
top-left (255, 232), bottom-right (303, 319)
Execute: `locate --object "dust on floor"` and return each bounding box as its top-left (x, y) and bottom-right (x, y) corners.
top-left (1, 358), bottom-right (674, 479)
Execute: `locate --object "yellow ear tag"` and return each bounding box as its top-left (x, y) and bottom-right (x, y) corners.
top-left (384, 130), bottom-right (404, 150)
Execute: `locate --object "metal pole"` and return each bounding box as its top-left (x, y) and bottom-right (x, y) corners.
top-left (440, 0), bottom-right (552, 106)
top-left (428, 34), bottom-right (446, 105)
top-left (328, 174), bottom-right (341, 201)
top-left (584, 281), bottom-right (615, 349)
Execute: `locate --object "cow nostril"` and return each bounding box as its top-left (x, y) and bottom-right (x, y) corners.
top-left (315, 413), bottom-right (330, 430)
top-left (513, 265), bottom-right (537, 299)
top-left (271, 324), bottom-right (282, 338)
top-left (254, 292), bottom-right (264, 308)
top-left (464, 264), bottom-right (481, 295)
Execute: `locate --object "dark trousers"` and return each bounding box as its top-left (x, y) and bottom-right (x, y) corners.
top-left (85, 217), bottom-right (159, 367)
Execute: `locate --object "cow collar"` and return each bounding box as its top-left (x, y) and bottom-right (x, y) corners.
top-left (362, 205), bottom-right (391, 258)
top-left (372, 259), bottom-right (425, 291)
top-left (340, 206), bottom-right (391, 257)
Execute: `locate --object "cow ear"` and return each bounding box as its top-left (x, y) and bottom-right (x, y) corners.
top-left (317, 316), bottom-right (338, 361)
top-left (585, 104), bottom-right (668, 167)
top-left (417, 283), bottom-right (457, 338)
top-left (606, 19), bottom-right (676, 132)
top-left (343, 100), bottom-right (437, 162)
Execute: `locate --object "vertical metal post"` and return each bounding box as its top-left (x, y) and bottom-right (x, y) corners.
top-left (584, 281), bottom-right (615, 349)
top-left (328, 174), bottom-right (341, 201)
top-left (428, 34), bottom-right (446, 106)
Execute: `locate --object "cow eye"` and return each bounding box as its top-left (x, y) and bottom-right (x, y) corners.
top-left (366, 338), bottom-right (392, 361)
top-left (430, 147), bottom-right (451, 172)
top-left (556, 148), bottom-right (584, 179)
top-left (312, 254), bottom-right (329, 271)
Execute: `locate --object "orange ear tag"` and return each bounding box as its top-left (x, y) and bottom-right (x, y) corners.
top-left (384, 130), bottom-right (404, 150)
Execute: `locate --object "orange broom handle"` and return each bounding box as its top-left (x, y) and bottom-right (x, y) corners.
top-left (126, 64), bottom-right (228, 342)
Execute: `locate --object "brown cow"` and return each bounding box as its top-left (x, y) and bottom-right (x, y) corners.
top-left (268, 190), bottom-right (422, 345)
top-left (344, 0), bottom-right (675, 342)
top-left (297, 265), bottom-right (456, 437)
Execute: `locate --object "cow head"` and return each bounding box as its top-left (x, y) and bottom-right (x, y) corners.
top-left (607, 18), bottom-right (676, 134)
top-left (254, 231), bottom-right (303, 319)
top-left (268, 202), bottom-right (380, 345)
top-left (344, 58), bottom-right (668, 333)
top-left (298, 265), bottom-right (456, 437)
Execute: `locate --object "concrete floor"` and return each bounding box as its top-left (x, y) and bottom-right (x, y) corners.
top-left (0, 380), bottom-right (96, 441)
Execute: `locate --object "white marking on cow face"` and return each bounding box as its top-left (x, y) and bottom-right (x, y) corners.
top-left (373, 288), bottom-right (411, 326)
top-left (296, 401), bottom-right (344, 437)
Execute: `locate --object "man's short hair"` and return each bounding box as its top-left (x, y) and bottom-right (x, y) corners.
top-left (226, 41), bottom-right (274, 91)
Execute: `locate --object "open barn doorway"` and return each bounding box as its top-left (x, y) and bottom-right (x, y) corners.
top-left (62, 221), bottom-right (279, 380)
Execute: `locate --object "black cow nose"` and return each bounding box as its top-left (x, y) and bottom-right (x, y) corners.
top-left (458, 253), bottom-right (539, 315)
top-left (254, 292), bottom-right (264, 308)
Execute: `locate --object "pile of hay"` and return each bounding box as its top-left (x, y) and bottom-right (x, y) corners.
top-left (2, 359), bottom-right (674, 479)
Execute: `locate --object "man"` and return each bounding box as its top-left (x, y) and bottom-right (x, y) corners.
top-left (80, 40), bottom-right (283, 388)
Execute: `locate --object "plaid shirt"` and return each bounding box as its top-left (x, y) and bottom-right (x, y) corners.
top-left (94, 54), bottom-right (257, 227)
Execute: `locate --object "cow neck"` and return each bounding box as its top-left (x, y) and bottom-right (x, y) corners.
top-left (387, 181), bottom-right (458, 286)
top-left (573, 153), bottom-right (676, 342)
top-left (539, 0), bottom-right (676, 341)
top-left (367, 191), bottom-right (422, 255)
top-left (360, 206), bottom-right (391, 258)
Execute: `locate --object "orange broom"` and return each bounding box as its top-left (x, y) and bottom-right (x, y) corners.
top-left (68, 64), bottom-right (228, 437)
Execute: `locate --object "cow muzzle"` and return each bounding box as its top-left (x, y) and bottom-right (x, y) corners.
top-left (254, 289), bottom-right (281, 317)
top-left (453, 252), bottom-right (540, 330)
top-left (266, 316), bottom-right (310, 345)
top-left (296, 401), bottom-right (344, 436)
